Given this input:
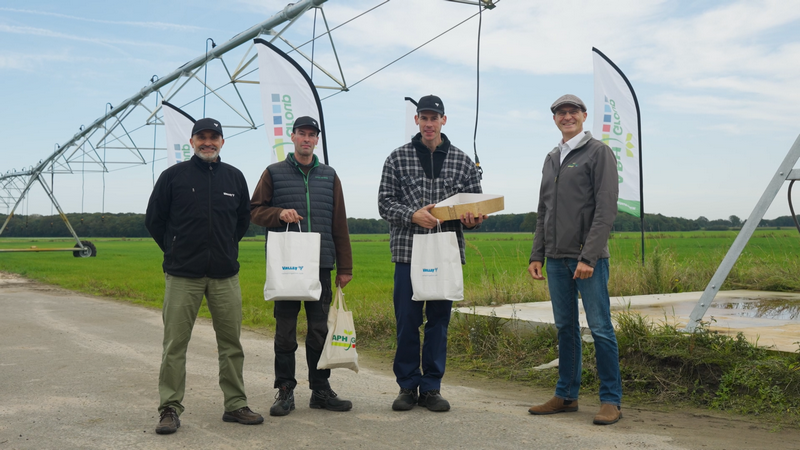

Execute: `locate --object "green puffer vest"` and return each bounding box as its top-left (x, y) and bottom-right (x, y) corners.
top-left (266, 154), bottom-right (336, 269)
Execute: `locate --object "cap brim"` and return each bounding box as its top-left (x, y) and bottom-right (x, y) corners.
top-left (192, 127), bottom-right (223, 137)
top-left (551, 102), bottom-right (584, 113)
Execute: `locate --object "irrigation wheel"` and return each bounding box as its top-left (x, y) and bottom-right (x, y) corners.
top-left (73, 241), bottom-right (97, 258)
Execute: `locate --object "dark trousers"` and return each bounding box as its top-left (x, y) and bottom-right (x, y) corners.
top-left (273, 268), bottom-right (332, 391)
top-left (393, 263), bottom-right (453, 393)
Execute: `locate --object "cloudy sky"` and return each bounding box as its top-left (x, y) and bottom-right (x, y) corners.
top-left (2, 0), bottom-right (800, 223)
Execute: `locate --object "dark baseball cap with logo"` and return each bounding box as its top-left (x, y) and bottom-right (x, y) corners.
top-left (293, 116), bottom-right (321, 133)
top-left (416, 95), bottom-right (445, 115)
top-left (191, 118), bottom-right (223, 137)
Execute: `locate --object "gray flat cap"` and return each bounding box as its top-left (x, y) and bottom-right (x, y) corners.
top-left (550, 94), bottom-right (587, 113)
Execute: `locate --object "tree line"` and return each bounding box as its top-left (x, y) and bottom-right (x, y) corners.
top-left (0, 212), bottom-right (797, 238)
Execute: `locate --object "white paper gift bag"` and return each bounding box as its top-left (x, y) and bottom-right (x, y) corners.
top-left (317, 287), bottom-right (359, 372)
top-left (410, 221), bottom-right (464, 301)
top-left (264, 222), bottom-right (322, 301)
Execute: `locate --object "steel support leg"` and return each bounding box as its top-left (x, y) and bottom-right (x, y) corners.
top-left (684, 134), bottom-right (800, 331)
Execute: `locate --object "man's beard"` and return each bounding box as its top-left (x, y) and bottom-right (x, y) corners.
top-left (194, 147), bottom-right (219, 162)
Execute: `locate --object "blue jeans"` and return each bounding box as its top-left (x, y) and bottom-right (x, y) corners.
top-left (393, 263), bottom-right (452, 393)
top-left (545, 258), bottom-right (621, 405)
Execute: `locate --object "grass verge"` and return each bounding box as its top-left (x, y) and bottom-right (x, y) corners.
top-left (446, 310), bottom-right (800, 428)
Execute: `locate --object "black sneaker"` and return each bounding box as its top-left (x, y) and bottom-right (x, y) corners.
top-left (392, 388), bottom-right (418, 411)
top-left (419, 390), bottom-right (450, 412)
top-left (309, 388), bottom-right (353, 411)
top-left (222, 406), bottom-right (264, 425)
top-left (270, 386), bottom-right (295, 417)
top-left (155, 407), bottom-right (180, 434)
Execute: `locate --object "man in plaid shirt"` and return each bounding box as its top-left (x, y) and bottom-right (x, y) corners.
top-left (378, 95), bottom-right (485, 412)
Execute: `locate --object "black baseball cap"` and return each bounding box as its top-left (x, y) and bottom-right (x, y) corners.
top-left (416, 95), bottom-right (445, 115)
top-left (293, 116), bottom-right (321, 133)
top-left (191, 118), bottom-right (223, 137)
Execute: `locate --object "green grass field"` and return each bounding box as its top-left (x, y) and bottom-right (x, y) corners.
top-left (2, 230), bottom-right (799, 331)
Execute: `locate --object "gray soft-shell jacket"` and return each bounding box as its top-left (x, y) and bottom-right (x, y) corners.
top-left (530, 132), bottom-right (618, 267)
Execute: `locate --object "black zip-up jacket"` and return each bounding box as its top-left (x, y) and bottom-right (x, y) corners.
top-left (145, 155), bottom-right (251, 278)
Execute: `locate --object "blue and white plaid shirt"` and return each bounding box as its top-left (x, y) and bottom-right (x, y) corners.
top-left (378, 134), bottom-right (483, 264)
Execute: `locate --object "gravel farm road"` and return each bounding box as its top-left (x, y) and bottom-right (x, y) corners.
top-left (1, 272), bottom-right (798, 450)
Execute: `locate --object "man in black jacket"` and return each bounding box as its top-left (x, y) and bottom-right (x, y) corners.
top-left (145, 118), bottom-right (263, 435)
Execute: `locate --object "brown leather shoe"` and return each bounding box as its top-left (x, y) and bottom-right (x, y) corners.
top-left (222, 406), bottom-right (264, 425)
top-left (593, 403), bottom-right (622, 425)
top-left (528, 396), bottom-right (578, 415)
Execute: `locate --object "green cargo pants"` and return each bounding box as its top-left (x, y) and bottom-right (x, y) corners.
top-left (158, 274), bottom-right (248, 415)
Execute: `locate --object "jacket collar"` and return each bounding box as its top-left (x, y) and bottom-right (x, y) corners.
top-left (191, 154), bottom-right (220, 169)
top-left (286, 152), bottom-right (319, 169)
top-left (549, 131), bottom-right (594, 158)
top-left (412, 132), bottom-right (451, 155)
top-left (572, 131), bottom-right (593, 150)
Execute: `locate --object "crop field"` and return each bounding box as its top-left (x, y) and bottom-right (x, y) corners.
top-left (1, 230), bottom-right (800, 332)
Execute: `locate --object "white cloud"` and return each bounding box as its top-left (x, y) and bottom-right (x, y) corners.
top-left (0, 24), bottom-right (191, 55)
top-left (0, 52), bottom-right (84, 70)
top-left (652, 92), bottom-right (796, 127)
top-left (322, 0), bottom-right (800, 125)
top-left (0, 24), bottom-right (194, 60)
top-left (0, 7), bottom-right (206, 32)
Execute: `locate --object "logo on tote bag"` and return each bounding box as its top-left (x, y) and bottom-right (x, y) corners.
top-left (330, 329), bottom-right (356, 350)
top-left (422, 267), bottom-right (438, 275)
top-left (281, 265), bottom-right (305, 272)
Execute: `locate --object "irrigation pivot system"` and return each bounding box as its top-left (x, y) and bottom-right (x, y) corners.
top-left (0, 0), bottom-right (340, 257)
top-left (0, 0), bottom-right (500, 258)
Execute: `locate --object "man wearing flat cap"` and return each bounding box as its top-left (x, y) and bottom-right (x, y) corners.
top-left (527, 95), bottom-right (622, 425)
top-left (250, 115), bottom-right (354, 417)
top-left (378, 95), bottom-right (485, 412)
top-left (146, 117), bottom-right (263, 434)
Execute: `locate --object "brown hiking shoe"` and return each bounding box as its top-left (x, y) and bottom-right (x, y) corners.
top-left (222, 406), bottom-right (264, 425)
top-left (155, 407), bottom-right (180, 435)
top-left (593, 403), bottom-right (622, 425)
top-left (528, 396), bottom-right (579, 415)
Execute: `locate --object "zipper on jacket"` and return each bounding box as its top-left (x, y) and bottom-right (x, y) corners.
top-left (553, 145), bottom-right (583, 256)
top-left (429, 151), bottom-right (435, 212)
top-left (304, 174), bottom-right (311, 231)
top-left (294, 162), bottom-right (314, 232)
top-left (207, 164), bottom-right (213, 272)
top-left (553, 155), bottom-right (559, 251)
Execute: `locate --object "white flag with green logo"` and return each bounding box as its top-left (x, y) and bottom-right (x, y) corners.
top-left (255, 38), bottom-right (326, 164)
top-left (162, 101), bottom-right (195, 167)
top-left (592, 48), bottom-right (641, 217)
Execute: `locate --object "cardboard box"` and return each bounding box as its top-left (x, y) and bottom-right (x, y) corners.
top-left (430, 193), bottom-right (504, 221)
